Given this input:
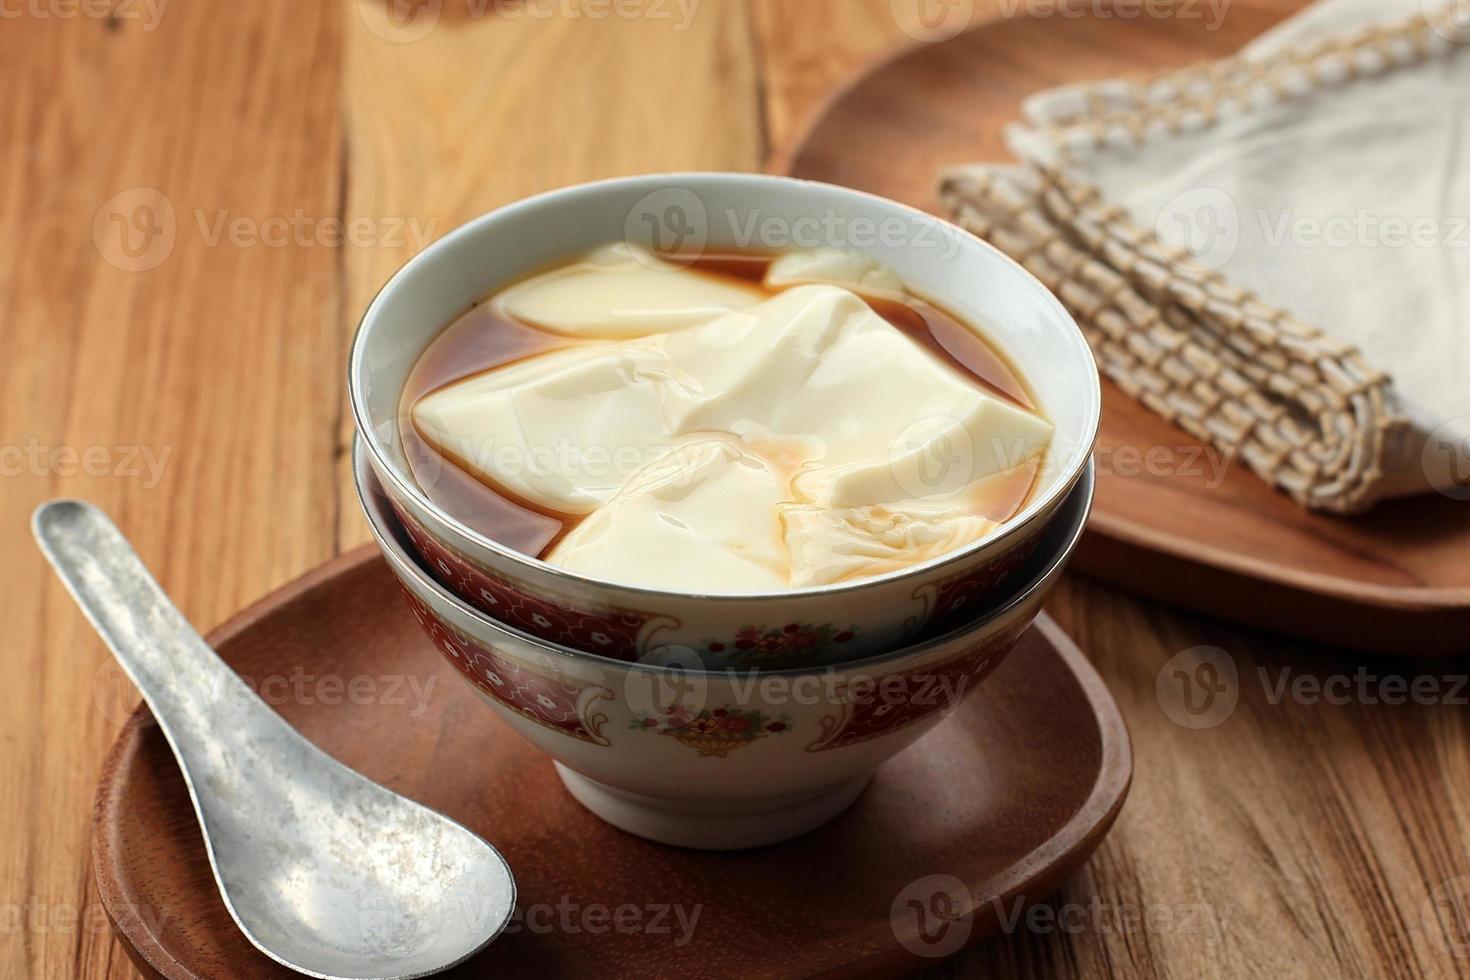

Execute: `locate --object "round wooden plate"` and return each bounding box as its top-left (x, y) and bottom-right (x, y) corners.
top-left (775, 5), bottom-right (1470, 656)
top-left (93, 546), bottom-right (1130, 979)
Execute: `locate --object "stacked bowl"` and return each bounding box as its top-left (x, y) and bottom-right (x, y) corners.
top-left (349, 174), bottom-right (1101, 848)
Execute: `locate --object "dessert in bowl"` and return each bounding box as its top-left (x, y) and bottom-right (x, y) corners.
top-left (350, 173), bottom-right (1100, 666)
top-left (356, 439), bottom-right (1094, 848)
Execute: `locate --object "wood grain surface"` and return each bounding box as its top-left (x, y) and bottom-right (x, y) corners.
top-left (7, 1), bottom-right (1470, 978)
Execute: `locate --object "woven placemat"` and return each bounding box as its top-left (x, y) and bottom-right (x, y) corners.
top-left (939, 5), bottom-right (1468, 513)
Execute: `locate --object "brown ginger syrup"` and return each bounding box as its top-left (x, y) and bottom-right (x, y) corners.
top-left (398, 250), bottom-right (1044, 561)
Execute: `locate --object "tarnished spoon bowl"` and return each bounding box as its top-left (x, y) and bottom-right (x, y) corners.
top-left (34, 500), bottom-right (515, 980)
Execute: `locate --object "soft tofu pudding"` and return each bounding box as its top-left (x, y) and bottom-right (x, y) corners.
top-left (401, 244), bottom-right (1054, 594)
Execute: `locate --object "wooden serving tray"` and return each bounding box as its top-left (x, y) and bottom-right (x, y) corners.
top-left (92, 546), bottom-right (1131, 979)
top-left (775, 5), bottom-right (1470, 656)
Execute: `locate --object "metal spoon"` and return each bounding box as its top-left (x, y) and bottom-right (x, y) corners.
top-left (34, 500), bottom-right (515, 979)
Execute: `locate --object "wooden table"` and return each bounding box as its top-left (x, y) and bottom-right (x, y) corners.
top-left (6, 1), bottom-right (1469, 977)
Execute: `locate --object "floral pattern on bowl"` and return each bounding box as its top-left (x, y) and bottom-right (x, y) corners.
top-left (395, 503), bottom-right (661, 657)
top-left (632, 705), bottom-right (794, 758)
top-left (384, 473), bottom-right (1055, 671)
top-left (908, 536), bottom-right (1042, 635)
top-left (806, 617), bottom-right (1029, 752)
top-left (399, 587), bottom-right (614, 745)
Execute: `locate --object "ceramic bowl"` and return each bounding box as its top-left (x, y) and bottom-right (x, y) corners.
top-left (356, 439), bottom-right (1094, 849)
top-left (350, 172), bottom-right (1100, 666)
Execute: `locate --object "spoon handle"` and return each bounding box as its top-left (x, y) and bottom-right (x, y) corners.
top-left (32, 500), bottom-right (263, 752)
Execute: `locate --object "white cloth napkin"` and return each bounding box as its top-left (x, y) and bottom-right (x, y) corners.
top-left (942, 0), bottom-right (1470, 510)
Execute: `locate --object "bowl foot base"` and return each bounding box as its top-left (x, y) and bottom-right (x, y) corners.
top-left (554, 764), bottom-right (872, 850)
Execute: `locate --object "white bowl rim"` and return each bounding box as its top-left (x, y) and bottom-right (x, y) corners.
top-left (349, 171), bottom-right (1102, 603)
top-left (355, 435), bottom-right (1094, 678)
